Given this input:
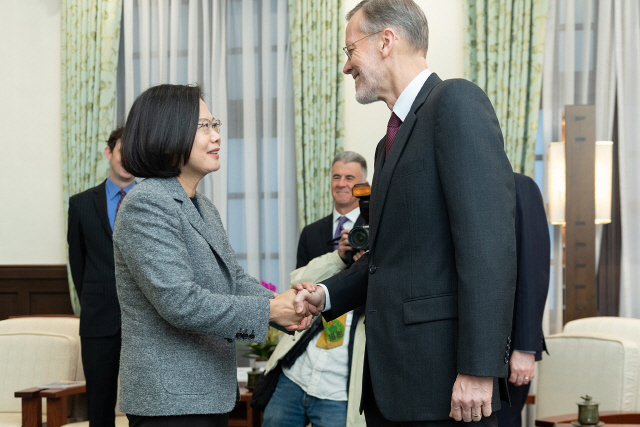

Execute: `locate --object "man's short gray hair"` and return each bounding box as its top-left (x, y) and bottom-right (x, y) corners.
top-left (346, 0), bottom-right (429, 58)
top-left (333, 151), bottom-right (367, 181)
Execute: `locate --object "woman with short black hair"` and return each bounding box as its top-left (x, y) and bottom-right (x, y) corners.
top-left (113, 84), bottom-right (311, 427)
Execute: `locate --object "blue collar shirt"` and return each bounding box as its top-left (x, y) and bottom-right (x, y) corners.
top-left (106, 177), bottom-right (136, 231)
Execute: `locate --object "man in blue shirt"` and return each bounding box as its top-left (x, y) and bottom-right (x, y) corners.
top-left (68, 127), bottom-right (135, 427)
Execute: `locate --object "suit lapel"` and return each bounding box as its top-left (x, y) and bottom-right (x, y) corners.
top-left (93, 180), bottom-right (112, 238)
top-left (369, 73), bottom-right (442, 253)
top-left (160, 178), bottom-right (231, 269)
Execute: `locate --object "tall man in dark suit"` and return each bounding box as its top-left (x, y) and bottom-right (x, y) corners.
top-left (68, 127), bottom-right (135, 427)
top-left (496, 173), bottom-right (550, 427)
top-left (294, 1), bottom-right (517, 425)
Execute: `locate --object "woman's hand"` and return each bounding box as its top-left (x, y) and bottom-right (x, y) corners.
top-left (269, 288), bottom-right (313, 331)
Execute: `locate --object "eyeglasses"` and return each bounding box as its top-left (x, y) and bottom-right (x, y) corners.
top-left (197, 118), bottom-right (222, 134)
top-left (342, 31), bottom-right (382, 59)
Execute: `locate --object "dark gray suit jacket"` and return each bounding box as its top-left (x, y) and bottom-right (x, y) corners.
top-left (322, 74), bottom-right (517, 422)
top-left (113, 177), bottom-right (273, 416)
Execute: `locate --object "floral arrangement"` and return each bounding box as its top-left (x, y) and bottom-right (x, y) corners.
top-left (242, 281), bottom-right (282, 361)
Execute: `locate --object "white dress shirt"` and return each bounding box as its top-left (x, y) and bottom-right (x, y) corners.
top-left (332, 206), bottom-right (361, 237)
top-left (283, 311), bottom-right (354, 401)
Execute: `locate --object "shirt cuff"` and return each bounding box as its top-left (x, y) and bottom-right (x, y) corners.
top-left (317, 284), bottom-right (331, 311)
top-left (514, 349), bottom-right (536, 354)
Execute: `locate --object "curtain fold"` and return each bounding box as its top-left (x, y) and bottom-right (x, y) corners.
top-left (62, 0), bottom-right (123, 314)
top-left (615, 0), bottom-right (640, 318)
top-left (542, 0), bottom-right (619, 332)
top-left (462, 0), bottom-right (548, 176)
top-left (120, 0), bottom-right (297, 291)
top-left (288, 0), bottom-right (345, 227)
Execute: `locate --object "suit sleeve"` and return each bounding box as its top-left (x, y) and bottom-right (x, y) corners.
top-left (67, 196), bottom-right (85, 297)
top-left (513, 175), bottom-right (550, 354)
top-left (434, 80), bottom-right (517, 377)
top-left (322, 138), bottom-right (385, 320)
top-left (113, 191), bottom-right (271, 343)
top-left (296, 226), bottom-right (311, 269)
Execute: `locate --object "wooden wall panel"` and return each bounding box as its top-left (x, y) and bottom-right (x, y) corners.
top-left (0, 265), bottom-right (73, 320)
top-left (564, 105), bottom-right (597, 323)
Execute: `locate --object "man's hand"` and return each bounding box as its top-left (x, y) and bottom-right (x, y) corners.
top-left (338, 229), bottom-right (354, 262)
top-left (269, 288), bottom-right (313, 332)
top-left (352, 249), bottom-right (366, 262)
top-left (449, 374), bottom-right (493, 422)
top-left (291, 282), bottom-right (326, 316)
top-left (509, 350), bottom-right (535, 386)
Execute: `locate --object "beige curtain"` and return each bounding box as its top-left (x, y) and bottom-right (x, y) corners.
top-left (62, 0), bottom-right (123, 313)
top-left (463, 0), bottom-right (548, 176)
top-left (288, 0), bottom-right (345, 227)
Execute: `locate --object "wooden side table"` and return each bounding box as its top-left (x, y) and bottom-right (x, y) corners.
top-left (536, 411), bottom-right (640, 427)
top-left (229, 387), bottom-right (261, 427)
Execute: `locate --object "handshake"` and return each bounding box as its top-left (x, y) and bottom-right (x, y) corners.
top-left (268, 282), bottom-right (327, 332)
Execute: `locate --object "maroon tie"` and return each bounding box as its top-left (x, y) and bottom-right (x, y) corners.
top-left (115, 189), bottom-right (126, 217)
top-left (386, 112), bottom-right (402, 157)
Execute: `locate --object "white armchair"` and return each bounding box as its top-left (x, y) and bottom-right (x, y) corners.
top-left (562, 316), bottom-right (640, 411)
top-left (0, 318), bottom-right (80, 427)
top-left (535, 320), bottom-right (640, 420)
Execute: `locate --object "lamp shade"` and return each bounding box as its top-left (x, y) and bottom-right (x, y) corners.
top-left (548, 142), bottom-right (566, 224)
top-left (595, 141), bottom-right (613, 224)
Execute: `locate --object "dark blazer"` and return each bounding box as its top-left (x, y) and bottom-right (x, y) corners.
top-left (512, 173), bottom-right (550, 360)
top-left (322, 74), bottom-right (517, 422)
top-left (67, 180), bottom-right (121, 337)
top-left (296, 213), bottom-right (365, 268)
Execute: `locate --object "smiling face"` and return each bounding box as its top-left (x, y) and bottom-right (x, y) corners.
top-left (180, 99), bottom-right (221, 182)
top-left (331, 161), bottom-right (364, 214)
top-left (343, 10), bottom-right (385, 105)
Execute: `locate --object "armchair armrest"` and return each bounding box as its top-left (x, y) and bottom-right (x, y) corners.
top-left (14, 387), bottom-right (43, 427)
top-left (39, 384), bottom-right (86, 427)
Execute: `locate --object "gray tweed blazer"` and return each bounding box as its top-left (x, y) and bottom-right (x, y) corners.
top-left (113, 177), bottom-right (272, 416)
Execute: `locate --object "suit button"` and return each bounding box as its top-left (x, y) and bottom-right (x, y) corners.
top-left (248, 334), bottom-right (255, 340)
top-left (235, 332), bottom-right (242, 339)
top-left (242, 333), bottom-right (249, 339)
top-left (369, 266), bottom-right (377, 274)
top-left (226, 338), bottom-right (233, 343)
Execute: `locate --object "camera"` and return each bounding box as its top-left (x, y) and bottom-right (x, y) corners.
top-left (347, 183), bottom-right (370, 250)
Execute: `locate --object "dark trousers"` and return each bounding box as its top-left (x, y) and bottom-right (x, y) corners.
top-left (362, 354), bottom-right (498, 427)
top-left (127, 413), bottom-right (229, 427)
top-left (81, 331), bottom-right (121, 427)
top-left (495, 379), bottom-right (531, 427)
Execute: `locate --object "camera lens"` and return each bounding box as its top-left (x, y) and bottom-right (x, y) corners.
top-left (348, 227), bottom-right (369, 250)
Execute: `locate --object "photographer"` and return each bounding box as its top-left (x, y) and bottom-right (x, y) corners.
top-left (257, 151), bottom-right (368, 427)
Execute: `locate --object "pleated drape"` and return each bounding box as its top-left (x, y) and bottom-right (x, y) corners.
top-left (288, 0), bottom-right (345, 227)
top-left (61, 0), bottom-right (123, 314)
top-left (119, 0), bottom-right (297, 291)
top-left (614, 0), bottom-right (640, 319)
top-left (463, 0), bottom-right (548, 176)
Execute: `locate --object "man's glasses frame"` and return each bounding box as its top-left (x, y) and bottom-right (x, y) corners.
top-left (342, 30), bottom-right (382, 59)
